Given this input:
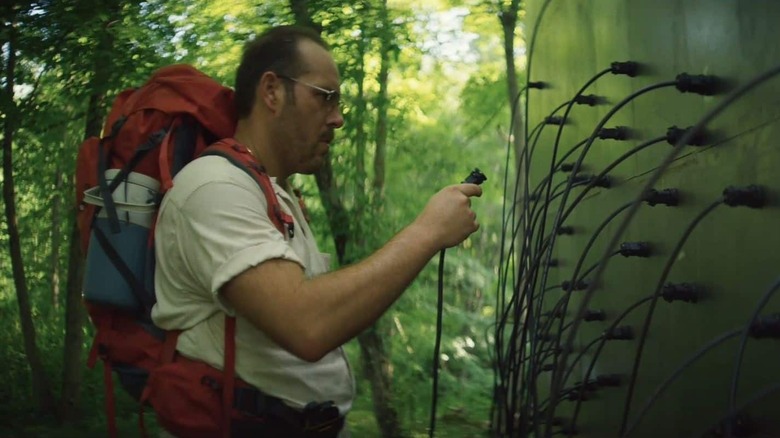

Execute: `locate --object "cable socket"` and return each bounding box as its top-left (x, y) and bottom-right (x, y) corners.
top-left (597, 126), bottom-right (630, 140)
top-left (619, 241), bottom-right (652, 257)
top-left (723, 185), bottom-right (766, 208)
top-left (749, 313), bottom-right (780, 339)
top-left (662, 282), bottom-right (702, 303)
top-left (561, 280), bottom-right (589, 292)
top-left (610, 61), bottom-right (639, 77)
top-left (644, 188), bottom-right (680, 207)
top-left (603, 325), bottom-right (634, 340)
top-left (666, 125), bottom-right (710, 146)
top-left (583, 309), bottom-right (606, 322)
top-left (675, 73), bottom-right (721, 95)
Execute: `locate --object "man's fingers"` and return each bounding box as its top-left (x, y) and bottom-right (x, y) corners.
top-left (456, 183), bottom-right (483, 198)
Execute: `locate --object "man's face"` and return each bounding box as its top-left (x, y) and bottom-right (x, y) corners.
top-left (278, 40), bottom-right (344, 175)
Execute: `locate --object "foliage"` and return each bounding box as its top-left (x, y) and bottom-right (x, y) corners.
top-left (0, 0), bottom-right (522, 436)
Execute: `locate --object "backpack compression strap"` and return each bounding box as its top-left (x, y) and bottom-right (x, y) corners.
top-left (200, 140), bottom-right (296, 239)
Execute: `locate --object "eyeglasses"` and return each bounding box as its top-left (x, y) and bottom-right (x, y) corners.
top-left (277, 74), bottom-right (341, 109)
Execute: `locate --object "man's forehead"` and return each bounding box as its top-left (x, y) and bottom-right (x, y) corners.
top-left (296, 40), bottom-right (340, 81)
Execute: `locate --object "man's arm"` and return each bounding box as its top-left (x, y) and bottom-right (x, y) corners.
top-left (222, 183), bottom-right (482, 362)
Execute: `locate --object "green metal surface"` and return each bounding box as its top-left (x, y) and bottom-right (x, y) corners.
top-left (522, 1), bottom-right (780, 436)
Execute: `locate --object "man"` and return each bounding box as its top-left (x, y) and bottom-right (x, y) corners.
top-left (151, 25), bottom-right (481, 437)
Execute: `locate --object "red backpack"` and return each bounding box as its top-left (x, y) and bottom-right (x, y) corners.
top-left (75, 65), bottom-right (296, 437)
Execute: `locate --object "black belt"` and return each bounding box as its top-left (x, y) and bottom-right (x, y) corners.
top-left (233, 387), bottom-right (344, 437)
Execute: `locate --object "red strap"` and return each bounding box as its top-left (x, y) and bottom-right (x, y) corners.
top-left (158, 119), bottom-right (181, 192)
top-left (161, 329), bottom-right (181, 364)
top-left (222, 316), bottom-right (237, 438)
top-left (201, 140), bottom-right (295, 238)
top-left (138, 396), bottom-right (149, 438)
top-left (103, 359), bottom-right (118, 438)
top-left (293, 188), bottom-right (311, 223)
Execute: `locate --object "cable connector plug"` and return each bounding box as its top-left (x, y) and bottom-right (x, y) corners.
top-left (723, 185), bottom-right (766, 208)
top-left (570, 174), bottom-right (611, 188)
top-left (583, 309), bottom-right (606, 322)
top-left (595, 374), bottom-right (622, 387)
top-left (463, 168), bottom-right (487, 185)
top-left (675, 73), bottom-right (721, 96)
top-left (603, 325), bottom-right (634, 340)
top-left (542, 309), bottom-right (564, 319)
top-left (573, 94), bottom-right (600, 106)
top-left (749, 313), bottom-right (780, 339)
top-left (597, 126), bottom-right (630, 140)
top-left (644, 188), bottom-right (680, 207)
top-left (545, 115), bottom-right (565, 125)
top-left (528, 81), bottom-right (547, 89)
top-left (565, 390), bottom-right (589, 402)
top-left (560, 163), bottom-right (576, 173)
top-left (662, 283), bottom-right (701, 303)
top-left (666, 125), bottom-right (710, 146)
top-left (610, 61), bottom-right (639, 77)
top-left (561, 280), bottom-right (589, 292)
top-left (559, 424), bottom-right (579, 435)
top-left (619, 241), bottom-right (652, 257)
top-left (557, 226), bottom-right (575, 235)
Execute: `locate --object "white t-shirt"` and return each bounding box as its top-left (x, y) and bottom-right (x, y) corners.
top-left (151, 155), bottom-right (355, 415)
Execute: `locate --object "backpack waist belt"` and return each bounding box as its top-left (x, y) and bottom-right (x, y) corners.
top-left (233, 386), bottom-right (344, 435)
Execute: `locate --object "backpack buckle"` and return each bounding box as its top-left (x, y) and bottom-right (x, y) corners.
top-left (302, 401), bottom-right (341, 432)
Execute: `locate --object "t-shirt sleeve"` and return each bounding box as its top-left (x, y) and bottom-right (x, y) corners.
top-left (176, 179), bottom-right (304, 315)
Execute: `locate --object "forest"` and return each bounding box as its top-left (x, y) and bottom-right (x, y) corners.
top-left (0, 0), bottom-right (524, 436)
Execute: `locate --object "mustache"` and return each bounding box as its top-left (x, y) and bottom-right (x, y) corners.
top-left (320, 131), bottom-right (335, 143)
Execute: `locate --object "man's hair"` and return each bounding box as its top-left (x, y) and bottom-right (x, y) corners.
top-left (234, 25), bottom-right (329, 118)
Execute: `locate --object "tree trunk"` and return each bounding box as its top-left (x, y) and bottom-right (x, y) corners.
top-left (372, 0), bottom-right (390, 200)
top-left (59, 5), bottom-right (119, 421)
top-left (1, 14), bottom-right (57, 415)
top-left (358, 327), bottom-right (404, 438)
top-left (50, 167), bottom-right (63, 309)
top-left (499, 0), bottom-right (525, 160)
top-left (59, 221), bottom-right (85, 422)
top-left (288, 2), bottom-right (406, 436)
top-left (495, 2), bottom-right (527, 434)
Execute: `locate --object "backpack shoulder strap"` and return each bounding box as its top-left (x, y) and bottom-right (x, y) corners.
top-left (200, 139), bottom-right (295, 239)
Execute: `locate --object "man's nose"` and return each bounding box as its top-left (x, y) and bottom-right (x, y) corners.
top-left (327, 106), bottom-right (344, 129)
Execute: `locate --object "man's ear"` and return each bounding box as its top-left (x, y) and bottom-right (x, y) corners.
top-left (257, 71), bottom-right (284, 114)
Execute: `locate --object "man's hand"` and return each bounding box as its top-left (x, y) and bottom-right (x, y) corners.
top-left (413, 183), bottom-right (482, 249)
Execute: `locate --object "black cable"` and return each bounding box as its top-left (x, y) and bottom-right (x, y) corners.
top-left (559, 135), bottom-right (667, 224)
top-left (537, 80), bottom-right (676, 303)
top-left (624, 327), bottom-right (742, 437)
top-left (429, 250), bottom-right (446, 438)
top-left (568, 296), bottom-right (654, 434)
top-left (537, 87), bottom-right (678, 421)
top-left (515, 67), bottom-right (615, 431)
top-left (492, 83), bottom-right (527, 435)
top-left (696, 382), bottom-right (780, 438)
top-left (726, 275), bottom-right (780, 437)
top-left (546, 63), bottom-right (780, 437)
top-left (535, 203), bottom-right (631, 364)
top-left (617, 200), bottom-right (722, 436)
